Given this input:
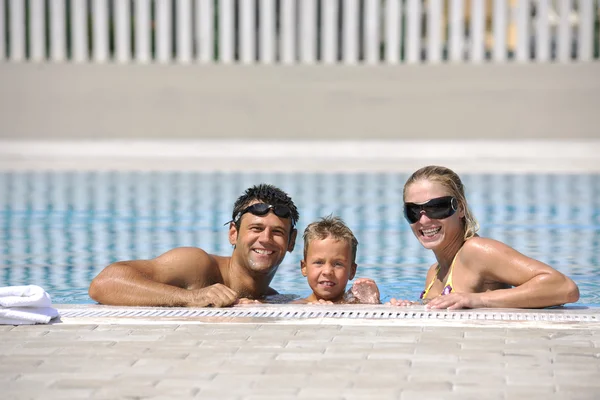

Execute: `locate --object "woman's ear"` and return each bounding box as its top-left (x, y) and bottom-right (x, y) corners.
top-left (458, 200), bottom-right (466, 219)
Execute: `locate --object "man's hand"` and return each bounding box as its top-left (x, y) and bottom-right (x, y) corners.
top-left (235, 298), bottom-right (262, 306)
top-left (425, 293), bottom-right (484, 310)
top-left (189, 284), bottom-right (239, 307)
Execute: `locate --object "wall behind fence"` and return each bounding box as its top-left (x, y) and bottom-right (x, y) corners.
top-left (1, 0), bottom-right (599, 64)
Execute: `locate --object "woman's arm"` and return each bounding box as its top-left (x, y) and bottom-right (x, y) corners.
top-left (426, 238), bottom-right (580, 309)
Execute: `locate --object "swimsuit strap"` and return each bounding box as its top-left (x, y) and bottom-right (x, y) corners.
top-left (419, 266), bottom-right (440, 300)
top-left (420, 249), bottom-right (461, 300)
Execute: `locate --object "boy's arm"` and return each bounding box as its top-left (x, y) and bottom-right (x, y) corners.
top-left (88, 247), bottom-right (238, 307)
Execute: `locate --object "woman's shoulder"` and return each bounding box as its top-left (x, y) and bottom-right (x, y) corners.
top-left (459, 236), bottom-right (513, 266)
top-left (461, 236), bottom-right (507, 253)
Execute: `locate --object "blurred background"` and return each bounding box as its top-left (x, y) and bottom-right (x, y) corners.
top-left (0, 0), bottom-right (598, 142)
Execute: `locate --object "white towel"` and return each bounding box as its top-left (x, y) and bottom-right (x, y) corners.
top-left (0, 307), bottom-right (60, 325)
top-left (0, 285), bottom-right (52, 308)
top-left (0, 285), bottom-right (60, 325)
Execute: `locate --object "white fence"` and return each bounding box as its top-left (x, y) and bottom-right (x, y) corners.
top-left (0, 0), bottom-right (598, 64)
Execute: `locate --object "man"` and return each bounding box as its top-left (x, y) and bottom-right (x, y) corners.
top-left (88, 184), bottom-right (299, 307)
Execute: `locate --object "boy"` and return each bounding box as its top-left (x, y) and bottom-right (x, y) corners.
top-left (297, 216), bottom-right (380, 304)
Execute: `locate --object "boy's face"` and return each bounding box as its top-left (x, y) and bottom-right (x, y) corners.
top-left (301, 236), bottom-right (357, 302)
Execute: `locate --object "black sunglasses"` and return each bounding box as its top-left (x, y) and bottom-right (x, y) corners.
top-left (225, 203), bottom-right (294, 227)
top-left (404, 196), bottom-right (458, 224)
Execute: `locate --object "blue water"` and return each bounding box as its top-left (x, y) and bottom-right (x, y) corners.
top-left (1, 171), bottom-right (599, 306)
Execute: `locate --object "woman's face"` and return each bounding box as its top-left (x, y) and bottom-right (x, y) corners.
top-left (404, 179), bottom-right (465, 250)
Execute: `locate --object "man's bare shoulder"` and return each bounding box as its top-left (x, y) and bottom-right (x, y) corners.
top-left (154, 247), bottom-right (229, 288)
top-left (157, 246), bottom-right (222, 264)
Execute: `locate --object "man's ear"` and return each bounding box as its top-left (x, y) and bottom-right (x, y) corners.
top-left (287, 229), bottom-right (297, 252)
top-left (300, 260), bottom-right (307, 277)
top-left (228, 223), bottom-right (238, 246)
top-left (349, 263), bottom-right (357, 280)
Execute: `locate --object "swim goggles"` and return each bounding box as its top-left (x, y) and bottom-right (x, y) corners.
top-left (404, 196), bottom-right (458, 224)
top-left (226, 203), bottom-right (295, 227)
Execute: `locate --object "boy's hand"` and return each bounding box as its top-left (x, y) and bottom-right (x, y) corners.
top-left (386, 298), bottom-right (418, 307)
top-left (349, 278), bottom-right (381, 304)
top-left (307, 299), bottom-right (334, 305)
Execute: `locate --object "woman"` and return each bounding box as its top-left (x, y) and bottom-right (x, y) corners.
top-left (389, 165), bottom-right (579, 309)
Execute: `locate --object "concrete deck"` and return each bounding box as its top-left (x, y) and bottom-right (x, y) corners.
top-left (1, 64), bottom-right (599, 141)
top-left (2, 305), bottom-right (599, 400)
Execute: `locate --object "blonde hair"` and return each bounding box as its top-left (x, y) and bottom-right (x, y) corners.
top-left (303, 216), bottom-right (359, 263)
top-left (403, 165), bottom-right (479, 240)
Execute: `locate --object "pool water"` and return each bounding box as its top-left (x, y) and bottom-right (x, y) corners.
top-left (1, 171), bottom-right (599, 306)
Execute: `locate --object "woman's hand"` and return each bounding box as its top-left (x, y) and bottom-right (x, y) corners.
top-left (385, 298), bottom-right (418, 307)
top-left (425, 292), bottom-right (484, 310)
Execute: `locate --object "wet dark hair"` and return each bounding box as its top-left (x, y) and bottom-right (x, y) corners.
top-left (231, 184), bottom-right (299, 231)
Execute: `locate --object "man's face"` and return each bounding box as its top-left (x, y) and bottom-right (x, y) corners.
top-left (229, 202), bottom-right (296, 274)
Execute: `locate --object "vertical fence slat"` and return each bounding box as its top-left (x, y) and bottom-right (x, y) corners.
top-left (71, 0), bottom-right (88, 62)
top-left (156, 0), bottom-right (172, 63)
top-left (30, 0), bottom-right (45, 62)
top-left (196, 0), bottom-right (214, 63)
top-left (577, 0), bottom-right (593, 61)
top-left (92, 0), bottom-right (109, 62)
top-left (343, 0), bottom-right (359, 64)
top-left (384, 0), bottom-right (401, 64)
top-left (219, 0), bottom-right (234, 63)
top-left (449, 0), bottom-right (464, 62)
top-left (115, 0), bottom-right (131, 63)
top-left (50, 0), bottom-right (66, 62)
top-left (259, 0), bottom-right (276, 64)
top-left (364, 0), bottom-right (380, 64)
top-left (405, 0), bottom-right (421, 63)
top-left (515, 0), bottom-right (529, 62)
top-left (134, 0), bottom-right (151, 63)
top-left (469, 0), bottom-right (485, 62)
top-left (176, 0), bottom-right (192, 63)
top-left (299, 0), bottom-right (316, 63)
top-left (9, 0), bottom-right (25, 61)
top-left (427, 0), bottom-right (442, 63)
top-left (535, 0), bottom-right (549, 62)
top-left (321, 0), bottom-right (338, 64)
top-left (0, 0), bottom-right (4, 60)
top-left (280, 0), bottom-right (296, 64)
top-left (492, 0), bottom-right (507, 62)
top-left (557, 0), bottom-right (573, 62)
top-left (240, 0), bottom-right (255, 63)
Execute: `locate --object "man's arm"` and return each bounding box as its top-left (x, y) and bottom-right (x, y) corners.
top-left (88, 247), bottom-right (238, 307)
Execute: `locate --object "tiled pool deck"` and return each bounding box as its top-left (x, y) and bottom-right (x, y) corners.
top-left (2, 305), bottom-right (600, 400)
